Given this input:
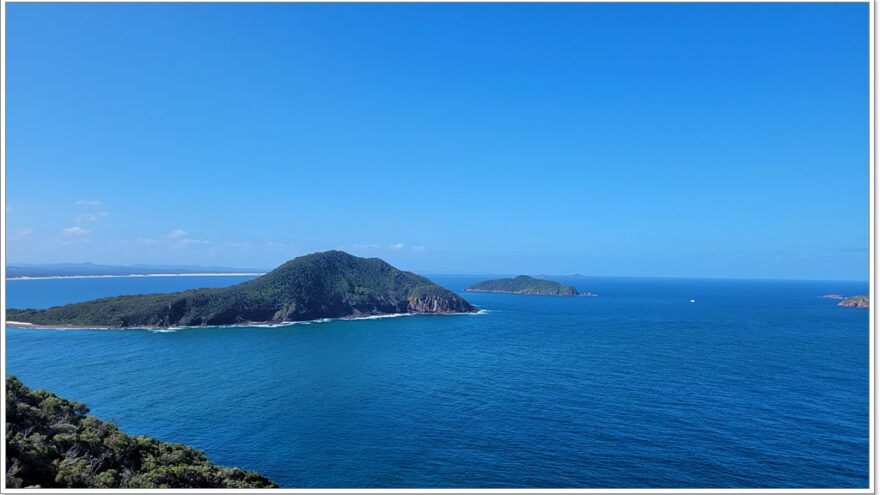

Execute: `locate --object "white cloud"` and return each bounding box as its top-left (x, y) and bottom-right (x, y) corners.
top-left (167, 229), bottom-right (189, 239)
top-left (412, 245), bottom-right (427, 252)
top-left (75, 200), bottom-right (101, 206)
top-left (390, 242), bottom-right (405, 251)
top-left (62, 226), bottom-right (90, 236)
top-left (75, 211), bottom-right (109, 223)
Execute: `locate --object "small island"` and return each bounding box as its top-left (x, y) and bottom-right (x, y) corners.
top-left (838, 295), bottom-right (869, 309)
top-left (6, 376), bottom-right (276, 488)
top-left (465, 275), bottom-right (592, 296)
top-left (6, 251), bottom-right (477, 328)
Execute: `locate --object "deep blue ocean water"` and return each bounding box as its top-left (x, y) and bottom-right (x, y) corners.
top-left (5, 275), bottom-right (870, 488)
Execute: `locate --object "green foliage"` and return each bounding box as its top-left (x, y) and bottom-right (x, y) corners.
top-left (465, 275), bottom-right (579, 296)
top-left (5, 376), bottom-right (277, 489)
top-left (7, 251), bottom-right (476, 327)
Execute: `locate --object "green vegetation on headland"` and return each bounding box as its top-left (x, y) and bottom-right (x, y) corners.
top-left (838, 295), bottom-right (869, 308)
top-left (7, 251), bottom-right (476, 328)
top-left (465, 275), bottom-right (588, 296)
top-left (5, 376), bottom-right (276, 489)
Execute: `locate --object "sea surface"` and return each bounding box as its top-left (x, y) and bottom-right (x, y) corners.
top-left (5, 275), bottom-right (870, 488)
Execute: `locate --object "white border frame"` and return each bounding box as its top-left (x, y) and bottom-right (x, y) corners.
top-left (0, 1), bottom-right (874, 494)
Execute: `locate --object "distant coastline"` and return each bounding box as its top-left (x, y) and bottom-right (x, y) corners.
top-left (7, 272), bottom-right (265, 281)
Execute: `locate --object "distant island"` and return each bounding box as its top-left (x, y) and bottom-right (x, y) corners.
top-left (6, 376), bottom-right (276, 488)
top-left (819, 294), bottom-right (846, 300)
top-left (7, 251), bottom-right (477, 328)
top-left (465, 275), bottom-right (593, 296)
top-left (838, 295), bottom-right (869, 309)
top-left (533, 273), bottom-right (589, 280)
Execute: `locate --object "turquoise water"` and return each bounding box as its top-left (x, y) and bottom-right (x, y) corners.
top-left (5, 275), bottom-right (869, 488)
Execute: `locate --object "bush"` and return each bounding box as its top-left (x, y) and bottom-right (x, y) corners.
top-left (5, 376), bottom-right (276, 488)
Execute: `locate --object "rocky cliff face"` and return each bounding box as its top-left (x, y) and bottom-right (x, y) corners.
top-left (838, 295), bottom-right (869, 308)
top-left (407, 292), bottom-right (474, 313)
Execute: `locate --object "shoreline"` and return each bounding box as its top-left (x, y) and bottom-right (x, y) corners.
top-left (7, 272), bottom-right (265, 281)
top-left (5, 309), bottom-right (487, 332)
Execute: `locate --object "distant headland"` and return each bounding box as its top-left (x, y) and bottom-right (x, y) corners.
top-left (6, 251), bottom-right (477, 328)
top-left (464, 275), bottom-right (594, 296)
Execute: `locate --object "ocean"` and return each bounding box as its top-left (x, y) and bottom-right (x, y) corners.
top-left (4, 275), bottom-right (870, 488)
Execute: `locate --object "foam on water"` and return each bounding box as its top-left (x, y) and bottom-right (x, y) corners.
top-left (11, 311), bottom-right (482, 333)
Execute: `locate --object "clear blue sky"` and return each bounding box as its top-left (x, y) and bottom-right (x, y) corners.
top-left (5, 3), bottom-right (869, 280)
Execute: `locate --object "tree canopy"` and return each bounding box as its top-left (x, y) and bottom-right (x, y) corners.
top-left (5, 376), bottom-right (276, 489)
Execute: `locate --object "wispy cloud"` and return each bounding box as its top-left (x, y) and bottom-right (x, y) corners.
top-left (62, 226), bottom-right (90, 236)
top-left (75, 200), bottom-right (101, 206)
top-left (178, 238), bottom-right (210, 247)
top-left (224, 241), bottom-right (254, 249)
top-left (118, 230), bottom-right (212, 249)
top-left (266, 241), bottom-right (298, 251)
top-left (163, 229), bottom-right (210, 248)
top-left (10, 228), bottom-right (33, 241)
top-left (75, 211), bottom-right (109, 223)
top-left (349, 242), bottom-right (424, 253)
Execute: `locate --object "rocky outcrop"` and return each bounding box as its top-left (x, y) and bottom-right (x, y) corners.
top-left (838, 295), bottom-right (869, 309)
top-left (407, 293), bottom-right (474, 313)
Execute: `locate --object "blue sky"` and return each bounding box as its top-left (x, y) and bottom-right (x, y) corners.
top-left (5, 3), bottom-right (869, 279)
